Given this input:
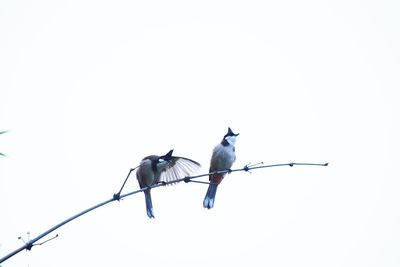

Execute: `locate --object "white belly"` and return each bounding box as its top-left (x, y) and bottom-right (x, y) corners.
top-left (210, 144), bottom-right (236, 172)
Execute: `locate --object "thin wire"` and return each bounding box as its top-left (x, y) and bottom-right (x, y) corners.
top-left (0, 161), bottom-right (328, 263)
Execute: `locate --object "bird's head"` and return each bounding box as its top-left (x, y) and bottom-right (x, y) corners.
top-left (158, 149), bottom-right (174, 163)
top-left (222, 127), bottom-right (239, 146)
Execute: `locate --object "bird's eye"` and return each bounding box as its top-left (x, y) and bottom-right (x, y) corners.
top-left (158, 158), bottom-right (164, 163)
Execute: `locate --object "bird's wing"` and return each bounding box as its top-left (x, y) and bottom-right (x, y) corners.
top-left (158, 157), bottom-right (201, 184)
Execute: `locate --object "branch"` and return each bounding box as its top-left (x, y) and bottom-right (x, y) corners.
top-left (0, 161), bottom-right (328, 263)
top-left (157, 161), bottom-right (329, 187)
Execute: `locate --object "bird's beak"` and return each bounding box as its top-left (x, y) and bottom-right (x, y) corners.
top-left (228, 127), bottom-right (239, 136)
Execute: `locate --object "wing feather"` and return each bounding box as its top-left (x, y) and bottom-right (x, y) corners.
top-left (158, 157), bottom-right (201, 184)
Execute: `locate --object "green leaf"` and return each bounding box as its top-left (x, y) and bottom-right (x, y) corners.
top-left (0, 130), bottom-right (6, 156)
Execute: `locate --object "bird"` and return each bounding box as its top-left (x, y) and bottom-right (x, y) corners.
top-left (136, 149), bottom-right (201, 218)
top-left (203, 127), bottom-right (239, 209)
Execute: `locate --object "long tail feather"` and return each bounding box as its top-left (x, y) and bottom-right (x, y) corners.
top-left (203, 183), bottom-right (218, 209)
top-left (144, 190), bottom-right (155, 218)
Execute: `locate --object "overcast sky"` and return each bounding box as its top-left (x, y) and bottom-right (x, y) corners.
top-left (1, 0), bottom-right (400, 266)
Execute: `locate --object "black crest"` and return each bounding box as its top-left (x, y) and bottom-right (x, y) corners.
top-left (221, 127), bottom-right (239, 146)
top-left (160, 149), bottom-right (174, 161)
top-left (226, 127), bottom-right (239, 137)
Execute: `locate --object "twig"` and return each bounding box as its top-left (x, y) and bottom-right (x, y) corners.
top-left (0, 161), bottom-right (328, 263)
top-left (113, 164), bottom-right (142, 201)
top-left (33, 234), bottom-right (59, 247)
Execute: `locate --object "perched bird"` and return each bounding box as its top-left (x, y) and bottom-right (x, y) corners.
top-left (136, 149), bottom-right (201, 218)
top-left (203, 127), bottom-right (239, 209)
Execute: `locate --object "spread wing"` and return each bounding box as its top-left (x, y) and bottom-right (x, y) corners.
top-left (158, 157), bottom-right (201, 184)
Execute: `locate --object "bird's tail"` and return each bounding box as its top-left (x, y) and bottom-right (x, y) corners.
top-left (144, 190), bottom-right (155, 218)
top-left (203, 183), bottom-right (218, 209)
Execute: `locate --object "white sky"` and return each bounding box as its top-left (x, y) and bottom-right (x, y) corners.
top-left (1, 0), bottom-right (400, 266)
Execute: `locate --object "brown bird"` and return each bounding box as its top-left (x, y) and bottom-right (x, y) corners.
top-left (203, 127), bottom-right (239, 209)
top-left (136, 149), bottom-right (201, 218)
